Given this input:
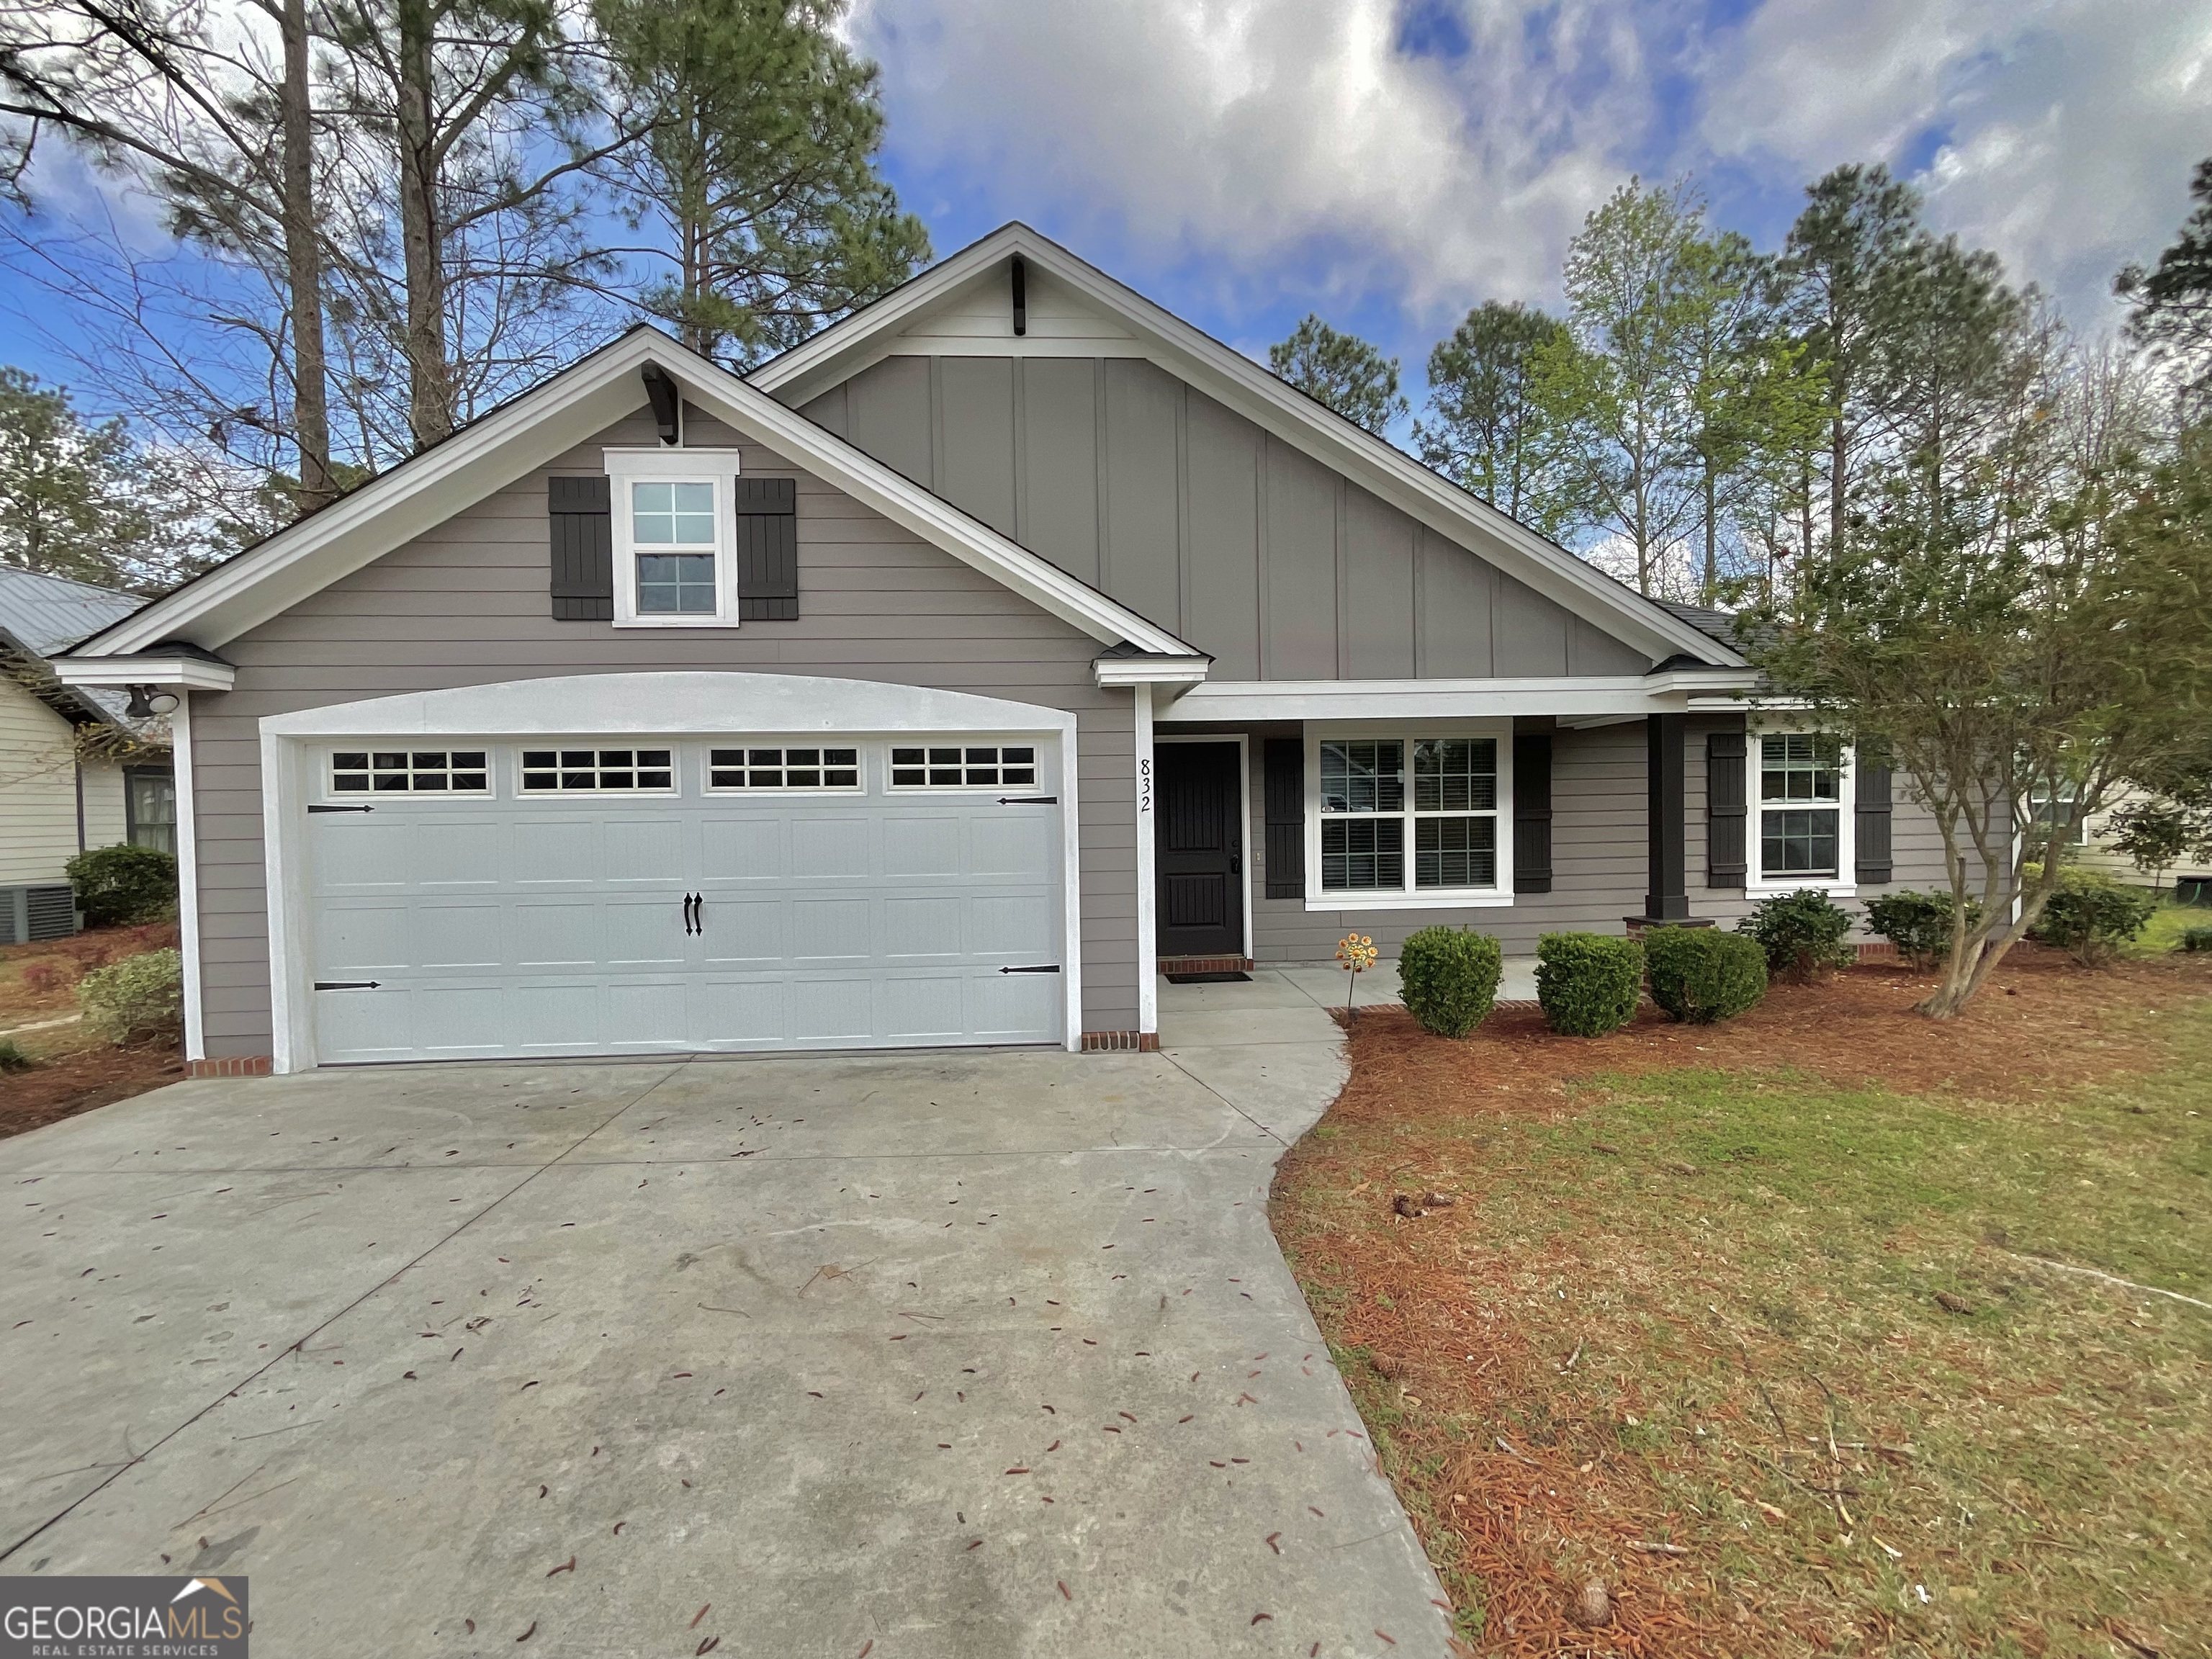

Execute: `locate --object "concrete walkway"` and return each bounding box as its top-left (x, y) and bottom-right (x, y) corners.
top-left (0, 999), bottom-right (1450, 1657)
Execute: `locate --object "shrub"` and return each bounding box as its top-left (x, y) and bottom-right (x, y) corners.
top-left (66, 843), bottom-right (178, 928)
top-left (78, 948), bottom-right (184, 1043)
top-left (1398, 926), bottom-right (1503, 1038)
top-left (2033, 868), bottom-right (2157, 966)
top-left (1536, 932), bottom-right (1643, 1037)
top-left (0, 1039), bottom-right (31, 1074)
top-left (1739, 889), bottom-right (1855, 983)
top-left (2182, 925), bottom-right (2212, 953)
top-left (1863, 889), bottom-right (1983, 971)
top-left (1643, 927), bottom-right (1768, 1024)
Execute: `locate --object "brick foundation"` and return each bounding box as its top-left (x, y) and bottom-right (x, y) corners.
top-left (1080, 1030), bottom-right (1161, 1053)
top-left (1156, 955), bottom-right (1254, 977)
top-left (187, 1055), bottom-right (274, 1079)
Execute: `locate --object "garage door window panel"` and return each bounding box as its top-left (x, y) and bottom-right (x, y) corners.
top-left (332, 750), bottom-right (490, 794)
top-left (709, 746), bottom-right (860, 791)
top-left (521, 748), bottom-right (675, 793)
top-left (890, 745), bottom-right (1038, 788)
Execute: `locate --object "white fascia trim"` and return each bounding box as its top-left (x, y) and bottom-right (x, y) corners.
top-left (258, 670), bottom-right (1087, 1067)
top-left (55, 655), bottom-right (238, 692)
top-left (68, 328), bottom-right (1194, 662)
top-left (751, 228), bottom-right (1743, 670)
top-left (1093, 655), bottom-right (1210, 688)
top-left (1158, 675), bottom-right (1752, 724)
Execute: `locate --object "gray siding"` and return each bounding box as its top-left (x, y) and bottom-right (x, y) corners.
top-left (186, 407), bottom-right (1138, 1058)
top-left (1225, 715), bottom-right (1974, 966)
top-left (797, 356), bottom-right (1655, 680)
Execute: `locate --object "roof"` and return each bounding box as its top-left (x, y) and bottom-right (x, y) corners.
top-left (60, 328), bottom-right (1201, 663)
top-left (749, 223), bottom-right (1748, 672)
top-left (0, 565), bottom-right (142, 658)
top-left (0, 565), bottom-right (147, 724)
top-left (1653, 599), bottom-right (1774, 656)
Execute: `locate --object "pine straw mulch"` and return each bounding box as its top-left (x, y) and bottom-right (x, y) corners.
top-left (1, 922), bottom-right (185, 1138)
top-left (1269, 946), bottom-right (2212, 1658)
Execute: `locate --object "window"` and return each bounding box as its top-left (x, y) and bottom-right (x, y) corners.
top-left (125, 768), bottom-right (176, 854)
top-left (333, 750), bottom-right (490, 793)
top-left (520, 748), bottom-right (674, 793)
top-left (1316, 734), bottom-right (1502, 898)
top-left (605, 449), bottom-right (743, 627)
top-left (1758, 734), bottom-right (1842, 878)
top-left (2028, 781), bottom-right (2087, 845)
top-left (889, 745), bottom-right (1038, 788)
top-left (709, 747), bottom-right (860, 790)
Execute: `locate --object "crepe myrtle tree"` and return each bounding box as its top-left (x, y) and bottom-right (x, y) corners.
top-left (1750, 430), bottom-right (2212, 1017)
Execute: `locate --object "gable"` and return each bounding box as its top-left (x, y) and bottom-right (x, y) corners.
top-left (751, 226), bottom-right (1743, 674)
top-left (793, 353), bottom-right (1650, 681)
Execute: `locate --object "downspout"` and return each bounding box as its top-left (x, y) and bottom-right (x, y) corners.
top-left (73, 755), bottom-right (86, 852)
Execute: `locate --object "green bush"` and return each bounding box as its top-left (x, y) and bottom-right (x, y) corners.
top-left (78, 948), bottom-right (184, 1043)
top-left (1397, 925), bottom-right (1503, 1038)
top-left (1535, 932), bottom-right (1643, 1037)
top-left (66, 843), bottom-right (179, 928)
top-left (2182, 925), bottom-right (2212, 953)
top-left (1643, 926), bottom-right (1768, 1024)
top-left (2033, 868), bottom-right (2157, 966)
top-left (0, 1039), bottom-right (32, 1074)
top-left (1739, 889), bottom-right (1855, 983)
top-left (1863, 888), bottom-right (1982, 970)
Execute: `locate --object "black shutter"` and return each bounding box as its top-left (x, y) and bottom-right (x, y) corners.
top-left (1512, 734), bottom-right (1552, 894)
top-left (1855, 752), bottom-right (1894, 884)
top-left (734, 476), bottom-right (799, 621)
top-left (548, 475), bottom-right (612, 621)
top-left (1706, 729), bottom-right (1747, 887)
top-left (1263, 739), bottom-right (1304, 899)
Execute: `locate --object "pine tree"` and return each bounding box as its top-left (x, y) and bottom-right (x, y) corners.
top-left (1269, 315), bottom-right (1408, 435)
top-left (1415, 301), bottom-right (1567, 519)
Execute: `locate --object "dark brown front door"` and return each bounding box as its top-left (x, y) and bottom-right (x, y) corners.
top-left (1156, 742), bottom-right (1245, 958)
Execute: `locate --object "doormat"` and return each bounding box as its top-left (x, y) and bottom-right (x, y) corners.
top-left (1164, 971), bottom-right (1251, 984)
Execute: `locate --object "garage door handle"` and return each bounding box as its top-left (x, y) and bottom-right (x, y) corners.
top-left (999, 963), bottom-right (1061, 974)
top-left (683, 893), bottom-right (701, 935)
top-left (308, 804), bottom-right (374, 814)
top-left (997, 796), bottom-right (1057, 805)
top-left (315, 980), bottom-right (382, 990)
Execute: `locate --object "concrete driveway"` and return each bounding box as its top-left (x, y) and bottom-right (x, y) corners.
top-left (0, 974), bottom-right (1449, 1658)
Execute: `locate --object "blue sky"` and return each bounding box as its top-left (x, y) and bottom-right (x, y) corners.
top-left (2, 0), bottom-right (2205, 431)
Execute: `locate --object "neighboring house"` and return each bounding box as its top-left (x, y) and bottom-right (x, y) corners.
top-left (2059, 784), bottom-right (2212, 901)
top-left (0, 565), bottom-right (176, 944)
top-left (53, 225), bottom-right (1959, 1079)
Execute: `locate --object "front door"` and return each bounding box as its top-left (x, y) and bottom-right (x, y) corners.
top-left (1155, 741), bottom-right (1245, 958)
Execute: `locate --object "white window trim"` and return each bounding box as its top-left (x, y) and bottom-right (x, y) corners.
top-left (605, 447), bottom-right (745, 629)
top-left (1747, 722), bottom-right (1856, 898)
top-left (884, 739), bottom-right (1050, 793)
top-left (323, 747), bottom-right (496, 802)
top-left (702, 742), bottom-right (866, 796)
top-left (1303, 719), bottom-right (1514, 912)
top-left (514, 744), bottom-right (682, 799)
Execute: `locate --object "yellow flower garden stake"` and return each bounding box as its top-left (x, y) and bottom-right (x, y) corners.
top-left (1336, 932), bottom-right (1378, 1017)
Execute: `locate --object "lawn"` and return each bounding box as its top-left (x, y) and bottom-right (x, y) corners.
top-left (1271, 945), bottom-right (2212, 1658)
top-left (0, 922), bottom-right (184, 1136)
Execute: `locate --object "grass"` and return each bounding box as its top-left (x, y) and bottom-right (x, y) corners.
top-left (1272, 964), bottom-right (2212, 1656)
top-left (2133, 898), bottom-right (2212, 958)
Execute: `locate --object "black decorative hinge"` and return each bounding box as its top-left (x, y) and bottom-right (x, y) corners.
top-left (313, 980), bottom-right (382, 990)
top-left (308, 804), bottom-right (374, 814)
top-left (999, 964), bottom-right (1061, 975)
top-left (997, 796), bottom-right (1057, 806)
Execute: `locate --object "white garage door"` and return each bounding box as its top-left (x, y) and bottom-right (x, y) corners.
top-left (304, 737), bottom-right (1064, 1063)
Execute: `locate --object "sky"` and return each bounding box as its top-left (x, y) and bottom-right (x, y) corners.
top-left (0, 0), bottom-right (2205, 426)
top-left (843, 0), bottom-right (2211, 410)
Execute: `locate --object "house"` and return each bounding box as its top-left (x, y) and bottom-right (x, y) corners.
top-left (51, 225), bottom-right (1956, 1078)
top-left (0, 565), bottom-right (176, 944)
top-left (2051, 784), bottom-right (2212, 903)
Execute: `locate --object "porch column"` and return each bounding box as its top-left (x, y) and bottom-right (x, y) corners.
top-left (1641, 711), bottom-right (1692, 923)
top-left (1133, 682), bottom-right (1158, 1040)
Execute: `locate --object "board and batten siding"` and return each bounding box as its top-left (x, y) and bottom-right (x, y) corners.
top-left (184, 408), bottom-right (1139, 1060)
top-left (792, 356), bottom-right (1654, 683)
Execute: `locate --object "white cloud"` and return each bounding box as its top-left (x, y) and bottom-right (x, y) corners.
top-left (850, 0), bottom-right (2208, 334)
top-left (1694, 0), bottom-right (2209, 318)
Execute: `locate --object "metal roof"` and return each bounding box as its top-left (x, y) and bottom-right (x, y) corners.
top-left (0, 565), bottom-right (144, 659)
